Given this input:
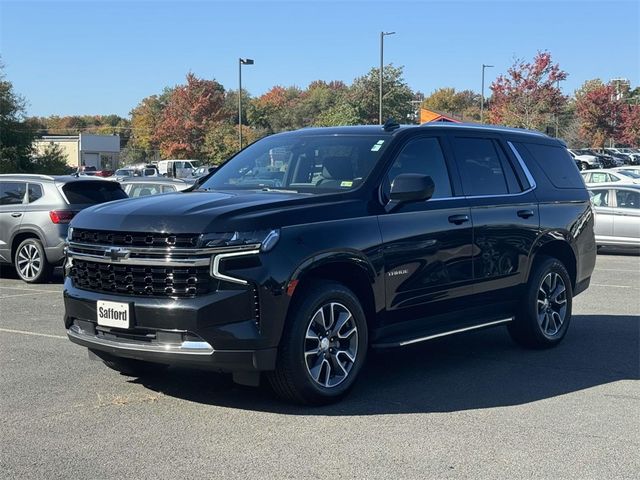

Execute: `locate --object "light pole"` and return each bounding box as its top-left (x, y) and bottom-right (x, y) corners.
top-left (480, 64), bottom-right (494, 123)
top-left (379, 31), bottom-right (395, 125)
top-left (555, 79), bottom-right (560, 138)
top-left (238, 58), bottom-right (254, 150)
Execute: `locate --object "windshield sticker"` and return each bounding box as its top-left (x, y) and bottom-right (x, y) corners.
top-left (340, 181), bottom-right (354, 187)
top-left (371, 140), bottom-right (385, 151)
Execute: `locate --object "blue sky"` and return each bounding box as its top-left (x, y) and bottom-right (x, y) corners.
top-left (1, 0), bottom-right (638, 117)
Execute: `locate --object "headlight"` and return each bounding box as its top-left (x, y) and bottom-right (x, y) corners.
top-left (201, 229), bottom-right (280, 252)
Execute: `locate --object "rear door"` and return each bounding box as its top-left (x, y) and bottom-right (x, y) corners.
top-left (0, 181), bottom-right (27, 263)
top-left (449, 134), bottom-right (540, 310)
top-left (612, 188), bottom-right (640, 244)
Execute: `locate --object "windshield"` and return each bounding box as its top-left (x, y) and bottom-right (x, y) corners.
top-left (115, 169), bottom-right (132, 176)
top-left (199, 134), bottom-right (391, 193)
top-left (620, 170), bottom-right (640, 179)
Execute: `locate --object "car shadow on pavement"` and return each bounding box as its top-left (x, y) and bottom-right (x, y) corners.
top-left (134, 314), bottom-right (639, 415)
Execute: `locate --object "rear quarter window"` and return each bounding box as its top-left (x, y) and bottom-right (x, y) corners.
top-left (62, 181), bottom-right (127, 204)
top-left (516, 143), bottom-right (585, 189)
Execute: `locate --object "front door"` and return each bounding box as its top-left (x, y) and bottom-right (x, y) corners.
top-left (378, 135), bottom-right (474, 329)
top-left (0, 181), bottom-right (27, 263)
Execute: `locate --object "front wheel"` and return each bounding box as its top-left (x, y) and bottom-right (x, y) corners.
top-left (508, 255), bottom-right (573, 349)
top-left (267, 281), bottom-right (368, 405)
top-left (14, 238), bottom-right (52, 283)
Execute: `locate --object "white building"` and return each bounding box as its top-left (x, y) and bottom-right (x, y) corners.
top-left (34, 133), bottom-right (120, 170)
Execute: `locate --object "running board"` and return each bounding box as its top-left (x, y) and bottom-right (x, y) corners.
top-left (372, 317), bottom-right (513, 348)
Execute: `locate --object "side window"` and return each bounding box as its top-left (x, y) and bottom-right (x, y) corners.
top-left (516, 143), bottom-right (585, 189)
top-left (28, 184), bottom-right (43, 203)
top-left (161, 185), bottom-right (177, 193)
top-left (616, 190), bottom-right (639, 209)
top-left (608, 174), bottom-right (620, 182)
top-left (452, 137), bottom-right (509, 196)
top-left (385, 137), bottom-right (452, 199)
top-left (591, 172), bottom-right (608, 183)
top-left (590, 189), bottom-right (611, 207)
top-left (0, 182), bottom-right (27, 205)
top-left (581, 172), bottom-right (591, 183)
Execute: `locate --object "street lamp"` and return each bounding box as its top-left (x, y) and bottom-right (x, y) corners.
top-left (480, 64), bottom-right (494, 123)
top-left (238, 58), bottom-right (254, 150)
top-left (379, 31), bottom-right (396, 125)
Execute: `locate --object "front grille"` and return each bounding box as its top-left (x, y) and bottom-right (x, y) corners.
top-left (69, 259), bottom-right (211, 297)
top-left (71, 228), bottom-right (200, 248)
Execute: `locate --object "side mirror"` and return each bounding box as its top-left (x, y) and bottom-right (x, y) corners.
top-left (386, 173), bottom-right (435, 212)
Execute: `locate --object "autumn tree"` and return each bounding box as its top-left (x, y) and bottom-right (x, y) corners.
top-left (155, 74), bottom-right (225, 159)
top-left (488, 51), bottom-right (567, 131)
top-left (619, 105), bottom-right (640, 146)
top-left (575, 79), bottom-right (623, 148)
top-left (421, 87), bottom-right (481, 121)
top-left (348, 65), bottom-right (414, 124)
top-left (203, 123), bottom-right (266, 165)
top-left (249, 86), bottom-right (305, 133)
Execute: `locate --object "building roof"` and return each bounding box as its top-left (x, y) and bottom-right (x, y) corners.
top-left (419, 108), bottom-right (462, 124)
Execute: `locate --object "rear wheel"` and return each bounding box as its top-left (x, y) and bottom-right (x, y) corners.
top-left (14, 238), bottom-right (51, 283)
top-left (508, 255), bottom-right (573, 349)
top-left (267, 281), bottom-right (368, 405)
top-left (90, 349), bottom-right (168, 377)
top-left (580, 162), bottom-right (589, 171)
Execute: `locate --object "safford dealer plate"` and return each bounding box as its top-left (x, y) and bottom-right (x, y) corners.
top-left (96, 300), bottom-right (130, 329)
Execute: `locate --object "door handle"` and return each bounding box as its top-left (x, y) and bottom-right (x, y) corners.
top-left (517, 209), bottom-right (534, 219)
top-left (448, 214), bottom-right (470, 225)
top-left (11, 212), bottom-right (22, 218)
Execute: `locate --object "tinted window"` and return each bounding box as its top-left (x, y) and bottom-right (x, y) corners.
top-left (616, 190), bottom-right (640, 209)
top-left (590, 189), bottom-right (611, 207)
top-left (0, 182), bottom-right (26, 205)
top-left (453, 137), bottom-right (508, 196)
top-left (200, 134), bottom-right (391, 193)
top-left (386, 137), bottom-right (452, 199)
top-left (62, 181), bottom-right (127, 204)
top-left (161, 185), bottom-right (177, 193)
top-left (518, 143), bottom-right (584, 189)
top-left (28, 184), bottom-right (43, 203)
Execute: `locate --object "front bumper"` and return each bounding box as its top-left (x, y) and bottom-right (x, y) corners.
top-left (63, 279), bottom-right (278, 372)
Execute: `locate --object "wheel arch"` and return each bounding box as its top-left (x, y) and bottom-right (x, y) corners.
top-left (288, 251), bottom-right (381, 328)
top-left (528, 234), bottom-right (577, 289)
top-left (10, 229), bottom-right (45, 264)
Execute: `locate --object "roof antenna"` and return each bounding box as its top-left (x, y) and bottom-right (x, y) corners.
top-left (382, 118), bottom-right (400, 132)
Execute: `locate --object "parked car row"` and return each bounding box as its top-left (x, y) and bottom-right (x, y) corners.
top-left (568, 148), bottom-right (640, 171)
top-left (589, 183), bottom-right (640, 249)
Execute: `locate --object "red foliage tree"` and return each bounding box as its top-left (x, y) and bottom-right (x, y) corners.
top-left (156, 73), bottom-right (225, 158)
top-left (619, 105), bottom-right (640, 147)
top-left (575, 80), bottom-right (624, 148)
top-left (488, 51), bottom-right (567, 131)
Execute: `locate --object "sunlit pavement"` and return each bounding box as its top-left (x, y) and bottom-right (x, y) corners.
top-left (1, 253), bottom-right (638, 479)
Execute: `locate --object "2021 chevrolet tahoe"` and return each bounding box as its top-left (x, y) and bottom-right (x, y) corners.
top-left (63, 123), bottom-right (596, 404)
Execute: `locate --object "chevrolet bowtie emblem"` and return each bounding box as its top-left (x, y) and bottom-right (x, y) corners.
top-left (106, 247), bottom-right (130, 262)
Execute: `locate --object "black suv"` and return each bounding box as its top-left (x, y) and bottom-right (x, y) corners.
top-left (63, 123), bottom-right (596, 404)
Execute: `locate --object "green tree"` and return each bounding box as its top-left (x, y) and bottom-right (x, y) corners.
top-left (0, 62), bottom-right (35, 173)
top-left (31, 144), bottom-right (72, 174)
top-left (348, 65), bottom-right (414, 124)
top-left (421, 87), bottom-right (481, 121)
top-left (314, 102), bottom-right (360, 127)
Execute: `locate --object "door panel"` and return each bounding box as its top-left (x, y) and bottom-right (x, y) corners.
top-left (613, 209), bottom-right (640, 243)
top-left (0, 181), bottom-right (27, 263)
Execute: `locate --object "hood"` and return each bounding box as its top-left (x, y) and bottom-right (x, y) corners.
top-left (71, 190), bottom-right (366, 234)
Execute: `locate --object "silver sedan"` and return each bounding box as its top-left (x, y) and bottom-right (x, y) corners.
top-left (589, 184), bottom-right (640, 248)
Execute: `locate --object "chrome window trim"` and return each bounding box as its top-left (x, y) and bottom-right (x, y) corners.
top-left (210, 249), bottom-right (260, 285)
top-left (506, 141), bottom-right (537, 190)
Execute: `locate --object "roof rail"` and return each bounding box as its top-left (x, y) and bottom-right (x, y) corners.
top-left (0, 173), bottom-right (55, 180)
top-left (419, 122), bottom-right (548, 138)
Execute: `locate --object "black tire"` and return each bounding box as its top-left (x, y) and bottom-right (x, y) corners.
top-left (508, 255), bottom-right (573, 349)
top-left (90, 349), bottom-right (168, 377)
top-left (580, 162), bottom-right (589, 171)
top-left (267, 281), bottom-right (368, 405)
top-left (14, 238), bottom-right (52, 283)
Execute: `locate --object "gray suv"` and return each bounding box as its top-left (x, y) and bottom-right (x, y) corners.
top-left (0, 175), bottom-right (127, 282)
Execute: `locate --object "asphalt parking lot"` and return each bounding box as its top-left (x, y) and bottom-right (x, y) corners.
top-left (0, 253), bottom-right (638, 479)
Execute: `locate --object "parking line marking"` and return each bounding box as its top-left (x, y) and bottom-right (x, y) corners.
top-left (0, 328), bottom-right (66, 339)
top-left (591, 284), bottom-right (637, 289)
top-left (0, 286), bottom-right (60, 293)
top-left (0, 292), bottom-right (55, 299)
top-left (595, 269), bottom-right (640, 273)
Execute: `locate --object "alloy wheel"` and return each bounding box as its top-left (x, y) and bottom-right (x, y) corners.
top-left (304, 302), bottom-right (358, 388)
top-left (537, 272), bottom-right (567, 336)
top-left (17, 243), bottom-right (42, 280)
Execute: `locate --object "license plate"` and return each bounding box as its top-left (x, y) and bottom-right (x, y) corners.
top-left (97, 300), bottom-right (130, 329)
